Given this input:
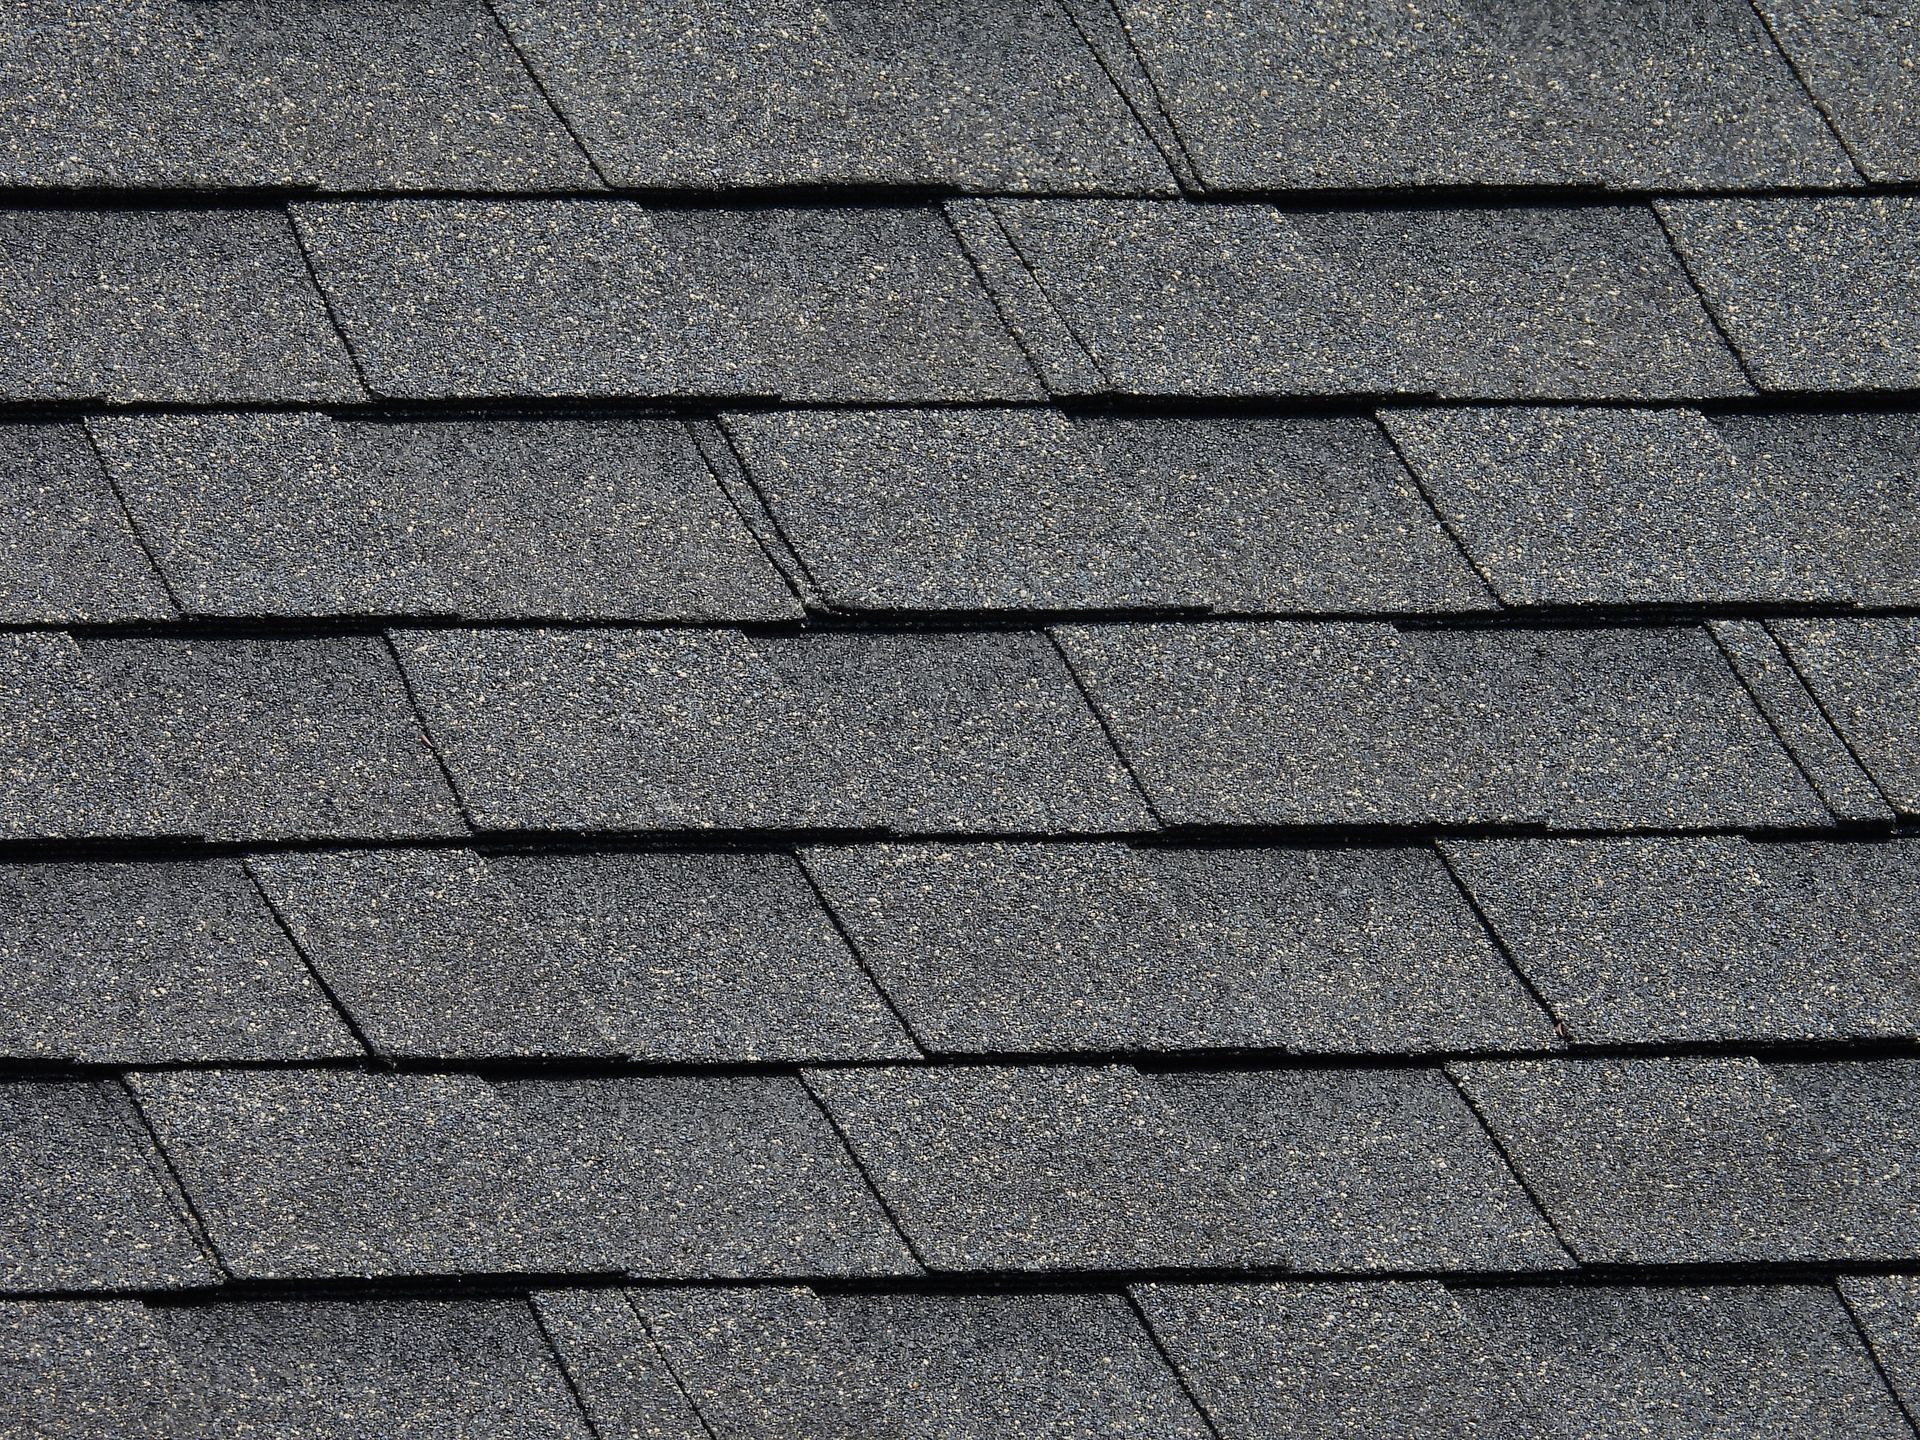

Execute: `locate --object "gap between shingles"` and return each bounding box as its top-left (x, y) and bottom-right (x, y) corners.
top-left (1835, 1279), bottom-right (1920, 1433)
top-left (241, 861), bottom-right (384, 1066)
top-left (1373, 413), bottom-right (1506, 609)
top-left (281, 208), bottom-right (379, 401)
top-left (695, 415), bottom-right (826, 609)
top-left (1122, 1286), bottom-right (1228, 1440)
top-left (1430, 842), bottom-right (1567, 1045)
top-left (795, 1069), bottom-right (933, 1273)
top-left (479, 0), bottom-right (613, 191)
top-left (970, 200), bottom-right (1113, 393)
top-left (526, 1293), bottom-right (653, 1440)
top-left (1758, 617), bottom-right (1903, 816)
top-left (619, 1290), bottom-right (725, 1440)
top-left (790, 852), bottom-right (930, 1059)
top-left (1042, 627), bottom-right (1169, 829)
top-left (1056, 0), bottom-right (1204, 194)
top-left (1440, 1065), bottom-right (1582, 1267)
top-left (1742, 0), bottom-right (1871, 183)
top-left (1648, 201), bottom-right (1765, 395)
top-left (77, 418), bottom-right (187, 618)
top-left (107, 1076), bottom-right (229, 1281)
top-left (377, 629), bottom-right (483, 837)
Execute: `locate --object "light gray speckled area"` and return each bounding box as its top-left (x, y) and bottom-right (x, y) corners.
top-left (0, 1302), bottom-right (194, 1440)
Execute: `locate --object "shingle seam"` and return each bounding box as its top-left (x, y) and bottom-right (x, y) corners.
top-left (1649, 201), bottom-right (1764, 392)
top-left (1438, 1064), bottom-right (1582, 1265)
top-left (108, 1075), bottom-right (228, 1281)
top-left (697, 416), bottom-right (825, 610)
top-left (1052, 0), bottom-right (1200, 194)
top-left (526, 1294), bottom-right (627, 1440)
top-left (969, 199), bottom-right (1115, 392)
top-left (1372, 411), bottom-right (1508, 609)
top-left (946, 199), bottom-right (1105, 395)
top-left (282, 207), bottom-right (378, 400)
top-left (618, 1290), bottom-right (725, 1440)
top-left (1430, 843), bottom-right (1568, 1044)
top-left (239, 860), bottom-right (383, 1065)
top-left (479, 0), bottom-right (612, 190)
top-left (792, 854), bottom-right (929, 1057)
top-left (1837, 1279), bottom-right (1920, 1434)
top-left (1042, 627), bottom-right (1169, 827)
top-left (1120, 1285), bottom-right (1228, 1440)
top-left (796, 1070), bottom-right (932, 1271)
top-left (1760, 618), bottom-right (1903, 813)
top-left (76, 417), bottom-right (185, 617)
top-left (1742, 0), bottom-right (1872, 183)
top-left (377, 629), bottom-right (481, 832)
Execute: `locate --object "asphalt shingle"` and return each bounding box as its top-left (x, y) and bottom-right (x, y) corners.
top-left (1444, 837), bottom-right (1920, 1044)
top-left (1767, 1061), bottom-right (1920, 1260)
top-left (80, 636), bottom-right (466, 843)
top-left (0, 0), bottom-right (596, 190)
top-left (1773, 617), bottom-right (1920, 816)
top-left (1152, 1068), bottom-right (1568, 1273)
top-left (1380, 405), bottom-right (1838, 607)
top-left (1756, 0), bottom-right (1918, 182)
top-left (491, 0), bottom-right (1171, 193)
top-left (489, 1076), bottom-right (917, 1279)
top-left (165, 1298), bottom-right (595, 1440)
top-left (1057, 621), bottom-right (1825, 828)
top-left (1657, 196), bottom-right (1920, 392)
top-left (805, 1064), bottom-right (1253, 1272)
top-left (1840, 1275), bottom-right (1920, 1416)
top-left (728, 409), bottom-right (1488, 615)
top-left (0, 425), bottom-right (170, 623)
top-left (0, 1301), bottom-right (193, 1440)
top-left (398, 627), bottom-right (1148, 835)
top-left (291, 201), bottom-right (764, 401)
top-left (0, 1081), bottom-right (214, 1291)
top-left (0, 860), bottom-right (356, 1064)
top-left (646, 205), bottom-right (1042, 402)
top-left (2, 207), bottom-right (362, 404)
top-left (90, 414), bottom-right (797, 622)
top-left (129, 1069), bottom-right (583, 1280)
top-left (1108, 0), bottom-right (1854, 190)
top-left (0, 632), bottom-right (188, 841)
top-left (986, 200), bottom-right (1749, 399)
top-left (531, 1291), bottom-right (707, 1440)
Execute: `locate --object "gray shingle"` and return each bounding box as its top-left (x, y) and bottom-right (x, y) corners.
top-left (806, 1064), bottom-right (1254, 1271)
top-left (0, 1081), bottom-right (215, 1291)
top-left (531, 1291), bottom-right (707, 1440)
top-left (291, 201), bottom-right (765, 401)
top-left (728, 409), bottom-right (1488, 615)
top-left (987, 200), bottom-right (1748, 400)
top-left (0, 860), bottom-right (357, 1064)
top-left (825, 1291), bottom-right (1212, 1440)
top-left (1840, 1275), bottom-right (1920, 1417)
top-left (1774, 617), bottom-right (1920, 815)
top-left (254, 848), bottom-right (910, 1062)
top-left (0, 633), bottom-right (189, 842)
top-left (1057, 621), bottom-right (1824, 829)
top-left (1152, 1068), bottom-right (1568, 1273)
top-left (0, 1301), bottom-right (194, 1440)
top-left (488, 1076), bottom-right (918, 1279)
top-left (1, 208), bottom-right (361, 404)
top-left (81, 636), bottom-right (466, 843)
top-left (397, 628), bottom-right (1147, 835)
top-left (0, 0), bottom-right (596, 190)
top-left (1148, 846), bottom-right (1558, 1054)
top-left (1455, 1284), bottom-right (1911, 1440)
top-left (492, 0), bottom-right (1171, 193)
top-left (1767, 1061), bottom-right (1920, 1260)
top-left (648, 206), bottom-right (1042, 402)
top-left (1444, 837), bottom-right (1920, 1044)
top-left (1756, 0), bottom-right (1919, 182)
top-left (1110, 0), bottom-right (1854, 190)
top-left (164, 1299), bottom-right (595, 1440)
top-left (1711, 410), bottom-right (1920, 606)
top-left (0, 426), bottom-right (171, 624)
top-left (91, 414), bottom-right (797, 622)
top-left (1134, 1281), bottom-right (1525, 1440)
top-left (1380, 405), bottom-right (1839, 607)
top-left (130, 1069), bottom-right (584, 1280)
top-left (1657, 196), bottom-right (1920, 392)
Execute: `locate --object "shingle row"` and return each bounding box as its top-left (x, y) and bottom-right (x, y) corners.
top-left (7, 1281), bottom-right (1915, 1440)
top-left (8, 198), bottom-right (1914, 405)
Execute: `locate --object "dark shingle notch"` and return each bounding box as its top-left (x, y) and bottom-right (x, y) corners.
top-left (802, 842), bottom-right (1553, 1056)
top-left (87, 413), bottom-right (799, 623)
top-left (1056, 621), bottom-right (1829, 830)
top-left (394, 627), bottom-right (1151, 836)
top-left (1657, 196), bottom-right (1920, 393)
top-left (725, 408), bottom-right (1491, 617)
top-left (1453, 1057), bottom-right (1920, 1265)
top-left (250, 847), bottom-right (914, 1062)
top-left (1755, 0), bottom-right (1920, 183)
top-left (0, 0), bottom-right (598, 191)
top-left (1137, 1281), bottom-right (1910, 1440)
top-left (981, 200), bottom-right (1751, 400)
top-left (1773, 617), bottom-right (1920, 819)
top-left (1101, 0), bottom-right (1855, 192)
top-left (0, 208), bottom-right (362, 405)
top-left (488, 0), bottom-right (1175, 195)
top-left (1444, 837), bottom-right (1920, 1045)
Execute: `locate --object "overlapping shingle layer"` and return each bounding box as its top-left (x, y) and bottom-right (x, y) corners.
top-left (4, 3), bottom-right (1919, 1435)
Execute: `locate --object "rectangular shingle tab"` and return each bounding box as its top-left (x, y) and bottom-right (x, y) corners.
top-left (0, 0), bottom-right (598, 190)
top-left (728, 409), bottom-right (1490, 615)
top-left (0, 1301), bottom-right (194, 1440)
top-left (0, 426), bottom-right (171, 623)
top-left (1445, 837), bottom-right (1920, 1044)
top-left (1657, 196), bottom-right (1920, 392)
top-left (1380, 405), bottom-right (1841, 607)
top-left (90, 414), bottom-right (798, 622)
top-left (1110, 0), bottom-right (1855, 190)
top-left (81, 636), bottom-right (466, 843)
top-left (1773, 617), bottom-right (1920, 815)
top-left (0, 860), bottom-right (357, 1064)
top-left (1057, 621), bottom-right (1826, 829)
top-left (986, 200), bottom-right (1750, 399)
top-left (397, 627), bottom-right (1149, 835)
top-left (0, 1081), bottom-right (216, 1291)
top-left (1152, 1068), bottom-right (1568, 1273)
top-left (1756, 0), bottom-right (1919, 182)
top-left (492, 0), bottom-right (1173, 193)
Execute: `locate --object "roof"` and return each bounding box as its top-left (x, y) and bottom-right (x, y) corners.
top-left (2, 2), bottom-right (1919, 1435)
